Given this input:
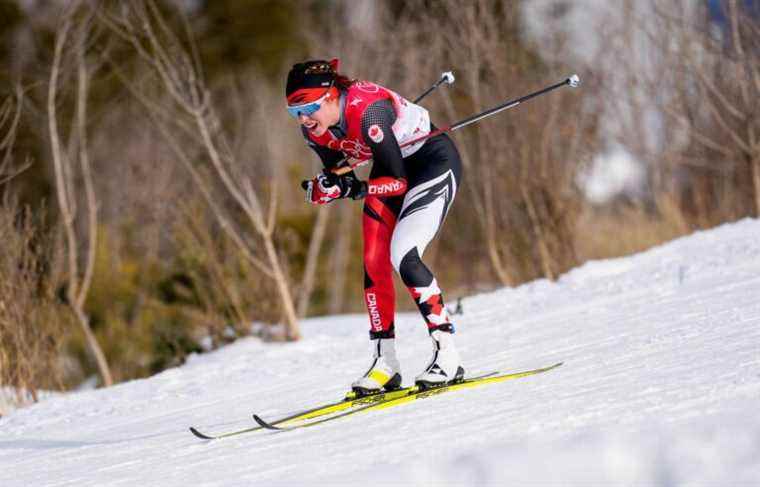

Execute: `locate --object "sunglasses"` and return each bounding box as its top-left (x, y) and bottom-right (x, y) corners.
top-left (286, 88), bottom-right (333, 119)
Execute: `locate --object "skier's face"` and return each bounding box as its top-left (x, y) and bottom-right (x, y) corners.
top-left (298, 97), bottom-right (340, 137)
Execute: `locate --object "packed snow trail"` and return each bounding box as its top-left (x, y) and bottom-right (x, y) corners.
top-left (2, 219), bottom-right (760, 486)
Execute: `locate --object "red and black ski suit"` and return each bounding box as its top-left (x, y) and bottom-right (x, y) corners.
top-left (302, 81), bottom-right (462, 338)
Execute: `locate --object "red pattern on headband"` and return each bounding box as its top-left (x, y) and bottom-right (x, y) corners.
top-left (287, 87), bottom-right (337, 106)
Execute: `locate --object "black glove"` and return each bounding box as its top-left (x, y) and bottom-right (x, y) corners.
top-left (301, 171), bottom-right (368, 201)
top-left (323, 171), bottom-right (367, 200)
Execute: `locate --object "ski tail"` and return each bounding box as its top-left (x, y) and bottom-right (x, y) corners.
top-left (189, 427), bottom-right (216, 440)
top-left (253, 414), bottom-right (285, 431)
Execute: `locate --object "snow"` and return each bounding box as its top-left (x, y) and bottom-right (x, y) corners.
top-left (0, 389), bottom-right (63, 417)
top-left (2, 219), bottom-right (760, 486)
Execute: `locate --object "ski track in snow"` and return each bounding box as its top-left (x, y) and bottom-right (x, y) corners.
top-left (2, 219), bottom-right (760, 486)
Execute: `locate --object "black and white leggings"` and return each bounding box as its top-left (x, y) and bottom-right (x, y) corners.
top-left (362, 132), bottom-right (463, 338)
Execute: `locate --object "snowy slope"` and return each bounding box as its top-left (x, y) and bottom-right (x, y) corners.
top-left (2, 219), bottom-right (760, 486)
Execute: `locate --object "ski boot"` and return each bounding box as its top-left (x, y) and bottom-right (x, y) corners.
top-left (350, 338), bottom-right (402, 398)
top-left (415, 325), bottom-right (464, 390)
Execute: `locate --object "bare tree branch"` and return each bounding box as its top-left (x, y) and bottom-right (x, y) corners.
top-left (49, 12), bottom-right (78, 300)
top-left (48, 2), bottom-right (113, 386)
top-left (297, 208), bottom-right (328, 318)
top-left (75, 19), bottom-right (98, 310)
top-left (0, 88), bottom-right (32, 185)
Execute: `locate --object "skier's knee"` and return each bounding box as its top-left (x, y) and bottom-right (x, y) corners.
top-left (390, 240), bottom-right (405, 274)
top-left (395, 247), bottom-right (433, 287)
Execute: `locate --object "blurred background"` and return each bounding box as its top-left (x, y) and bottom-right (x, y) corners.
top-left (1, 0), bottom-right (758, 410)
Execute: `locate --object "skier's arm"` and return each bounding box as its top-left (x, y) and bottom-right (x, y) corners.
top-left (300, 127), bottom-right (366, 204)
top-left (360, 100), bottom-right (408, 197)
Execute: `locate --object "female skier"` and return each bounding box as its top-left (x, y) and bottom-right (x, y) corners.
top-left (286, 59), bottom-right (464, 395)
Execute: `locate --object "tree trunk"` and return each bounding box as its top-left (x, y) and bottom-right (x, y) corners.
top-left (74, 306), bottom-right (113, 386)
top-left (297, 207), bottom-right (329, 318)
top-left (752, 155), bottom-right (760, 217)
top-left (522, 185), bottom-right (556, 280)
top-left (484, 220), bottom-right (516, 287)
top-left (328, 204), bottom-right (353, 314)
top-left (263, 235), bottom-right (300, 341)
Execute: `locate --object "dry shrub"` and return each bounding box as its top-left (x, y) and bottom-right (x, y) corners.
top-left (574, 198), bottom-right (690, 262)
top-left (170, 198), bottom-right (283, 342)
top-left (0, 198), bottom-right (67, 411)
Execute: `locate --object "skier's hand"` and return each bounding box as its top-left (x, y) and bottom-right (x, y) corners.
top-left (303, 173), bottom-right (341, 205)
top-left (302, 172), bottom-right (367, 204)
top-left (325, 171), bottom-right (368, 200)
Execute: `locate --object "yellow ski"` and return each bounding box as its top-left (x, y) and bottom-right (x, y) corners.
top-left (190, 378), bottom-right (483, 440)
top-left (189, 386), bottom-right (415, 440)
top-left (253, 362), bottom-right (563, 432)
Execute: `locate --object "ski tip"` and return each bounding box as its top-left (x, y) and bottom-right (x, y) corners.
top-left (252, 414), bottom-right (282, 431)
top-left (189, 426), bottom-right (215, 440)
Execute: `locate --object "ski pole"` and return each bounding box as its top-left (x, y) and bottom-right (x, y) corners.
top-left (332, 74), bottom-right (581, 176)
top-left (413, 71), bottom-right (455, 104)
